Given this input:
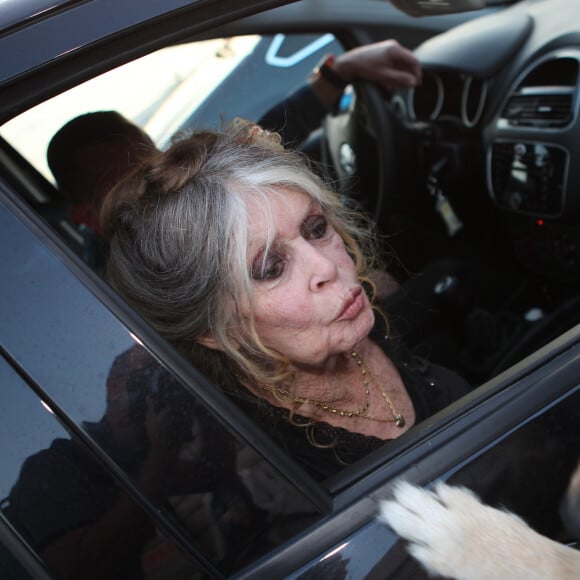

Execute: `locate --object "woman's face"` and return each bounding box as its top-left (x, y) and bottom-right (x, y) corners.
top-left (244, 189), bottom-right (375, 371)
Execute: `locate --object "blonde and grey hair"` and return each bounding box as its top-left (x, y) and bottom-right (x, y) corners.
top-left (102, 123), bottom-right (379, 390)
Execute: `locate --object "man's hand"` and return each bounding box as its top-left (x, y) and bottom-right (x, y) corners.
top-left (334, 39), bottom-right (422, 93)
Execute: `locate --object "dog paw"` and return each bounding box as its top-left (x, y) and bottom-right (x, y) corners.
top-left (379, 481), bottom-right (480, 578)
top-left (378, 481), bottom-right (577, 580)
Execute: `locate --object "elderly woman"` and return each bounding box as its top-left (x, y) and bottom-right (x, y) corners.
top-left (102, 122), bottom-right (469, 479)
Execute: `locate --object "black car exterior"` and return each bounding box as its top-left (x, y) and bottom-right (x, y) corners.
top-left (1, 0), bottom-right (580, 578)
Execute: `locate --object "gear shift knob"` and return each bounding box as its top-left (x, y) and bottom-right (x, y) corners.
top-left (433, 274), bottom-right (467, 319)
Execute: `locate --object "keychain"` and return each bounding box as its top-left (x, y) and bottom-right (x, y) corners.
top-left (427, 174), bottom-right (463, 237)
top-left (435, 191), bottom-right (463, 236)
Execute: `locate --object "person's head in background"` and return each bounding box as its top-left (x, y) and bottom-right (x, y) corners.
top-left (48, 111), bottom-right (156, 234)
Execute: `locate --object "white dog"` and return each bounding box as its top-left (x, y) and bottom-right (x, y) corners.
top-left (379, 466), bottom-right (580, 580)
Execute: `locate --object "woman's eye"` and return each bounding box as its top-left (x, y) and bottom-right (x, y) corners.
top-left (252, 252), bottom-right (285, 281)
top-left (302, 215), bottom-right (328, 240)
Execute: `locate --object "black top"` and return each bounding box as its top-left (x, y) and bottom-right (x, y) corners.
top-left (232, 317), bottom-right (471, 480)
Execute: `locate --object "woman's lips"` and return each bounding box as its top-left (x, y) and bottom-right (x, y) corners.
top-left (336, 287), bottom-right (364, 321)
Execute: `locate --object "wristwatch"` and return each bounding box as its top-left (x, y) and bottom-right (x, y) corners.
top-left (312, 54), bottom-right (349, 90)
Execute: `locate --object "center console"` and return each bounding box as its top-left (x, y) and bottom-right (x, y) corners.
top-left (489, 140), bottom-right (568, 217)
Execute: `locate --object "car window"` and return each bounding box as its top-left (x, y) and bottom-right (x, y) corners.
top-left (0, 33), bottom-right (342, 183)
top-left (0, 197), bottom-right (322, 577)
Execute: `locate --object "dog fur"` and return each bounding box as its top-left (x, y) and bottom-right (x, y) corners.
top-left (379, 465), bottom-right (580, 579)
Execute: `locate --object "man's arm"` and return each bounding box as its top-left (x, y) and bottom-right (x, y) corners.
top-left (258, 39), bottom-right (421, 147)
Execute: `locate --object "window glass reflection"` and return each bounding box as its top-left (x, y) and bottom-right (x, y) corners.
top-left (87, 344), bottom-right (319, 573)
top-left (0, 356), bottom-right (203, 579)
top-left (0, 345), bottom-right (320, 577)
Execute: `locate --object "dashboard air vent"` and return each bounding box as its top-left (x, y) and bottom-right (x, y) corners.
top-left (502, 89), bottom-right (574, 127)
top-left (500, 55), bottom-right (578, 129)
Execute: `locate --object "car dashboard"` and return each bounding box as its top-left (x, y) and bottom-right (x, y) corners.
top-left (391, 0), bottom-right (580, 284)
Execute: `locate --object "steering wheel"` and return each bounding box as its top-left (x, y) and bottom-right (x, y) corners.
top-left (320, 80), bottom-right (398, 225)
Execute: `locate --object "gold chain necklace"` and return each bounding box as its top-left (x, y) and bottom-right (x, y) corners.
top-left (269, 351), bottom-right (406, 428)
